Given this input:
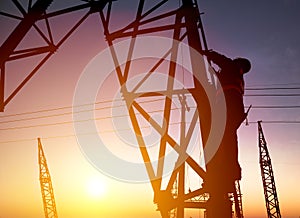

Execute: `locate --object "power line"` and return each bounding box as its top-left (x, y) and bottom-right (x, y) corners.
top-left (0, 103), bottom-right (126, 124)
top-left (0, 97), bottom-right (171, 119)
top-left (0, 99), bottom-right (123, 118)
top-left (264, 121), bottom-right (300, 124)
top-left (1, 103), bottom-right (299, 125)
top-left (0, 90), bottom-right (299, 127)
top-left (1, 87), bottom-right (299, 119)
top-left (245, 94), bottom-right (300, 97)
top-left (247, 121), bottom-right (300, 124)
top-left (0, 120), bottom-right (197, 143)
top-left (1, 107), bottom-right (299, 130)
top-left (0, 87), bottom-right (299, 120)
top-left (0, 106), bottom-right (188, 130)
top-left (0, 113), bottom-right (132, 131)
top-left (247, 82), bottom-right (300, 87)
top-left (249, 105), bottom-right (300, 109)
top-left (0, 120), bottom-right (299, 144)
top-left (0, 100), bottom-right (182, 125)
top-left (245, 87), bottom-right (300, 90)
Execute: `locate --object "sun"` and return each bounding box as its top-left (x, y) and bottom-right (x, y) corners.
top-left (86, 177), bottom-right (106, 198)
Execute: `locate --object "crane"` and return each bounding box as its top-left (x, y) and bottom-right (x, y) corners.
top-left (233, 180), bottom-right (244, 218)
top-left (38, 138), bottom-right (58, 218)
top-left (258, 121), bottom-right (281, 218)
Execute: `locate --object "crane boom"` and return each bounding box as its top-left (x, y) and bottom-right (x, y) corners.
top-left (258, 121), bottom-right (281, 218)
top-left (38, 138), bottom-right (58, 218)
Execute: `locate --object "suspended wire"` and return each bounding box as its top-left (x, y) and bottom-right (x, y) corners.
top-left (0, 82), bottom-right (298, 119)
top-left (0, 103), bottom-right (126, 124)
top-left (246, 121), bottom-right (300, 124)
top-left (1, 105), bottom-right (299, 131)
top-left (0, 103), bottom-right (296, 125)
top-left (1, 102), bottom-right (299, 126)
top-left (0, 97), bottom-right (168, 120)
top-left (0, 98), bottom-right (124, 118)
top-left (0, 102), bottom-right (299, 127)
top-left (245, 94), bottom-right (300, 97)
top-left (0, 93), bottom-right (299, 119)
top-left (0, 105), bottom-right (190, 130)
top-left (1, 119), bottom-right (299, 144)
top-left (0, 114), bottom-right (132, 131)
top-left (0, 138), bottom-right (37, 144)
top-left (0, 120), bottom-right (191, 144)
top-left (247, 82), bottom-right (300, 88)
top-left (245, 87), bottom-right (300, 90)
top-left (0, 86), bottom-right (299, 129)
top-left (0, 84), bottom-right (298, 118)
top-left (249, 105), bottom-right (300, 109)
top-left (0, 99), bottom-right (182, 125)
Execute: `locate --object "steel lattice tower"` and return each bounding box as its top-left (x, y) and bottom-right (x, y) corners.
top-left (38, 138), bottom-right (58, 218)
top-left (258, 121), bottom-right (281, 218)
top-left (1, 1), bottom-right (244, 217)
top-left (233, 180), bottom-right (244, 218)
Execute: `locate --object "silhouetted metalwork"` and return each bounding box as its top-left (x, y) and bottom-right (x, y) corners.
top-left (0, 0), bottom-right (110, 111)
top-left (233, 180), bottom-right (244, 218)
top-left (99, 0), bottom-right (242, 217)
top-left (100, 0), bottom-right (212, 217)
top-left (1, 1), bottom-right (245, 217)
top-left (38, 138), bottom-right (58, 218)
top-left (258, 121), bottom-right (281, 218)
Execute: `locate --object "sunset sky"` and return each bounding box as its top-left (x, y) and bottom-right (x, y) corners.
top-left (0, 1), bottom-right (300, 218)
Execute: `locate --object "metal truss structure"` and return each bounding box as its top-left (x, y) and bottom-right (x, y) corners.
top-left (99, 1), bottom-right (215, 217)
top-left (1, 1), bottom-right (244, 217)
top-left (38, 138), bottom-right (58, 218)
top-left (232, 180), bottom-right (244, 218)
top-left (0, 0), bottom-right (110, 111)
top-left (258, 121), bottom-right (281, 218)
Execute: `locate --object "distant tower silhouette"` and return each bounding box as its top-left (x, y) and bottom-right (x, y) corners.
top-left (38, 138), bottom-right (58, 218)
top-left (233, 180), bottom-right (244, 218)
top-left (258, 121), bottom-right (281, 218)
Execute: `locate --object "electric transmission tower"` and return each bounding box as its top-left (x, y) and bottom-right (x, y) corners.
top-left (38, 138), bottom-right (58, 218)
top-left (258, 121), bottom-right (281, 218)
top-left (1, 1), bottom-right (243, 217)
top-left (0, 0), bottom-right (109, 111)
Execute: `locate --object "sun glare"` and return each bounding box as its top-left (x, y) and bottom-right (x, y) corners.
top-left (86, 178), bottom-right (106, 198)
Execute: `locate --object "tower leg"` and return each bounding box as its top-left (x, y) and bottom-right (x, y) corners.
top-left (0, 65), bottom-right (4, 112)
top-left (207, 193), bottom-right (232, 218)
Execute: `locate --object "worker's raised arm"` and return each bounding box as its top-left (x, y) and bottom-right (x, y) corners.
top-left (202, 50), bottom-right (233, 69)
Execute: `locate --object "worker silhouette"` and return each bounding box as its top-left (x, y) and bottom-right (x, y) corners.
top-left (202, 50), bottom-right (251, 217)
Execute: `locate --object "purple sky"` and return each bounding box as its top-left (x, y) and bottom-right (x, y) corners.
top-left (1, 1), bottom-right (300, 217)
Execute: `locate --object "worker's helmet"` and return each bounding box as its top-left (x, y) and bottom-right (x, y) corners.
top-left (233, 58), bottom-right (251, 74)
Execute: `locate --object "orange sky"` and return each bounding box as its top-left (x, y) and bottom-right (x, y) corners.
top-left (1, 1), bottom-right (300, 218)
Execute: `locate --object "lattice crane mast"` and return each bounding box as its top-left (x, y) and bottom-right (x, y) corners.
top-left (258, 121), bottom-right (281, 218)
top-left (38, 138), bottom-right (58, 218)
top-left (232, 180), bottom-right (244, 218)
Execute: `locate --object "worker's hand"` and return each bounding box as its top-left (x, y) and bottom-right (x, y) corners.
top-left (201, 49), bottom-right (213, 56)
